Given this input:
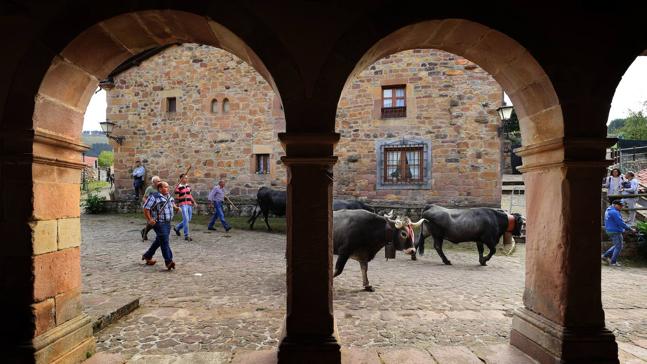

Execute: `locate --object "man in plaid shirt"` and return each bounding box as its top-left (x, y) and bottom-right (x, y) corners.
top-left (141, 181), bottom-right (179, 270)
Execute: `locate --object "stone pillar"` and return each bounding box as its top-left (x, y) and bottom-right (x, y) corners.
top-left (277, 132), bottom-right (341, 364)
top-left (510, 138), bottom-right (618, 363)
top-left (1, 128), bottom-right (95, 363)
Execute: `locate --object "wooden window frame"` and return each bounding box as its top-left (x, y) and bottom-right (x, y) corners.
top-left (255, 154), bottom-right (270, 174)
top-left (381, 85), bottom-right (406, 118)
top-left (382, 146), bottom-right (424, 184)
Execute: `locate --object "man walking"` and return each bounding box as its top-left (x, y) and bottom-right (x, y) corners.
top-left (207, 179), bottom-right (232, 232)
top-left (141, 175), bottom-right (161, 241)
top-left (602, 200), bottom-right (636, 267)
top-left (173, 174), bottom-right (197, 241)
top-left (142, 181), bottom-right (178, 270)
top-left (132, 160), bottom-right (146, 200)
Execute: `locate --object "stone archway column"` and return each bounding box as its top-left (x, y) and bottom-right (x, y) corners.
top-left (511, 138), bottom-right (619, 363)
top-left (277, 132), bottom-right (341, 364)
top-left (2, 129), bottom-right (95, 363)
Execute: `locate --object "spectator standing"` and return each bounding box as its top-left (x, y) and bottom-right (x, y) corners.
top-left (132, 160), bottom-right (146, 200)
top-left (602, 200), bottom-right (635, 267)
top-left (140, 175), bottom-right (161, 241)
top-left (173, 174), bottom-right (198, 241)
top-left (621, 171), bottom-right (640, 226)
top-left (141, 181), bottom-right (178, 270)
top-left (207, 179), bottom-right (232, 232)
top-left (602, 168), bottom-right (624, 204)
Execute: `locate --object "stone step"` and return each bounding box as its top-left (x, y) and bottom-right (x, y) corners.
top-left (84, 352), bottom-right (127, 364)
top-left (110, 344), bottom-right (540, 364)
top-left (82, 293), bottom-right (140, 333)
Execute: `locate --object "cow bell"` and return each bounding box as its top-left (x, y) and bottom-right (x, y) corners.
top-left (385, 242), bottom-right (396, 260)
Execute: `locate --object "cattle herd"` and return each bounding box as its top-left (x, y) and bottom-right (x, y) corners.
top-left (249, 187), bottom-right (525, 291)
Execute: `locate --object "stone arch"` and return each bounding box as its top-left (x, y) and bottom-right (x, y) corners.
top-left (334, 19), bottom-right (618, 363)
top-left (222, 97), bottom-right (230, 113)
top-left (20, 10), bottom-right (284, 363)
top-left (347, 19), bottom-right (563, 150)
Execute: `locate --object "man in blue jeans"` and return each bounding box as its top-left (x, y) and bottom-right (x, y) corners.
top-left (142, 181), bottom-right (179, 270)
top-left (207, 179), bottom-right (232, 232)
top-left (602, 200), bottom-right (636, 267)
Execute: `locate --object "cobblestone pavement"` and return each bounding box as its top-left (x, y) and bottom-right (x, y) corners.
top-left (82, 214), bottom-right (647, 360)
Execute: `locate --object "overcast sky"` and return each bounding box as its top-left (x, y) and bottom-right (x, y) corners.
top-left (82, 57), bottom-right (647, 131)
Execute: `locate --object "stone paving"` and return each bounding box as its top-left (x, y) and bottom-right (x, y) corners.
top-left (82, 214), bottom-right (647, 362)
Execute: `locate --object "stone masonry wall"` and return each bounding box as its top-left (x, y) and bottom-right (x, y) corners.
top-left (108, 44), bottom-right (286, 200)
top-left (108, 45), bottom-right (503, 207)
top-left (335, 49), bottom-right (503, 206)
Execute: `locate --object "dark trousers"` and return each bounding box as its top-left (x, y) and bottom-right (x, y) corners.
top-left (143, 222), bottom-right (173, 264)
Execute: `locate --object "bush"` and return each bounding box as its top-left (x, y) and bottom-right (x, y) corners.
top-left (83, 190), bottom-right (106, 214)
top-left (635, 221), bottom-right (647, 260)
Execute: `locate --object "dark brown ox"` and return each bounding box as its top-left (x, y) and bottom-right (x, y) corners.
top-left (333, 209), bottom-right (424, 291)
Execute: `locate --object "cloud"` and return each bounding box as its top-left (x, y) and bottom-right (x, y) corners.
top-left (82, 88), bottom-right (106, 131)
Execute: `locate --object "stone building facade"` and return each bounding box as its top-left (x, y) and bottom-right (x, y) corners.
top-left (107, 44), bottom-right (286, 199)
top-left (107, 44), bottom-right (503, 207)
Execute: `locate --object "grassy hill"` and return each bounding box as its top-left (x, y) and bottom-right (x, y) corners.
top-left (82, 134), bottom-right (109, 145)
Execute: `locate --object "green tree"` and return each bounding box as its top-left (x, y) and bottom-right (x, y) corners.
top-left (607, 118), bottom-right (626, 137)
top-left (97, 150), bottom-right (114, 168)
top-left (618, 110), bottom-right (647, 140)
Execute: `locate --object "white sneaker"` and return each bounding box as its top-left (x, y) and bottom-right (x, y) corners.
top-left (601, 255), bottom-right (610, 264)
top-left (610, 262), bottom-right (621, 267)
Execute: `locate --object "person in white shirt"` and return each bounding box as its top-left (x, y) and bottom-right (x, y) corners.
top-left (602, 168), bottom-right (625, 204)
top-left (132, 160), bottom-right (146, 200)
top-left (620, 171), bottom-right (640, 226)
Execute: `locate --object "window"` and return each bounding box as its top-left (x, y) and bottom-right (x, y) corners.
top-left (376, 138), bottom-right (431, 189)
top-left (222, 98), bottom-right (230, 113)
top-left (166, 97), bottom-right (176, 113)
top-left (211, 99), bottom-right (218, 113)
top-left (381, 85), bottom-right (406, 118)
top-left (383, 146), bottom-right (423, 183)
top-left (255, 154), bottom-right (270, 174)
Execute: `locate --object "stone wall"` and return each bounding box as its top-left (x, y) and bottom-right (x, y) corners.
top-left (107, 44), bottom-right (286, 200)
top-left (334, 49), bottom-right (503, 206)
top-left (108, 45), bottom-right (503, 207)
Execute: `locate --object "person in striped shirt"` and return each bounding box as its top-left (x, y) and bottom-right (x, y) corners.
top-left (173, 174), bottom-right (198, 241)
top-left (142, 181), bottom-right (178, 270)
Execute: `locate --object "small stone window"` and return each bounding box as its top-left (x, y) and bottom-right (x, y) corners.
top-left (255, 154), bottom-right (270, 174)
top-left (376, 138), bottom-right (431, 190)
top-left (222, 98), bottom-right (230, 113)
top-left (211, 99), bottom-right (218, 113)
top-left (166, 97), bottom-right (177, 113)
top-left (381, 85), bottom-right (406, 118)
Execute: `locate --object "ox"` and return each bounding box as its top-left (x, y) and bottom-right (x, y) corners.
top-left (333, 209), bottom-right (424, 291)
top-left (416, 204), bottom-right (523, 266)
top-left (248, 187), bottom-right (286, 231)
top-left (332, 199), bottom-right (374, 212)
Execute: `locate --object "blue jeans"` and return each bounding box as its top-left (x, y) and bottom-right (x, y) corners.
top-left (143, 222), bottom-right (173, 264)
top-left (175, 205), bottom-right (193, 237)
top-left (208, 201), bottom-right (230, 230)
top-left (603, 232), bottom-right (624, 264)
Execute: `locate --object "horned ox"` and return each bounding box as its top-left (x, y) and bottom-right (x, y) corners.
top-left (333, 209), bottom-right (424, 291)
top-left (332, 199), bottom-right (374, 212)
top-left (248, 186), bottom-right (374, 231)
top-left (247, 187), bottom-right (286, 231)
top-left (416, 204), bottom-right (523, 266)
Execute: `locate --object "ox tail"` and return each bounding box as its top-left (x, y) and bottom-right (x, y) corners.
top-left (502, 232), bottom-right (516, 256)
top-left (247, 204), bottom-right (259, 223)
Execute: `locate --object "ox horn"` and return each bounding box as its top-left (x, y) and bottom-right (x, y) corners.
top-left (409, 218), bottom-right (426, 228)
